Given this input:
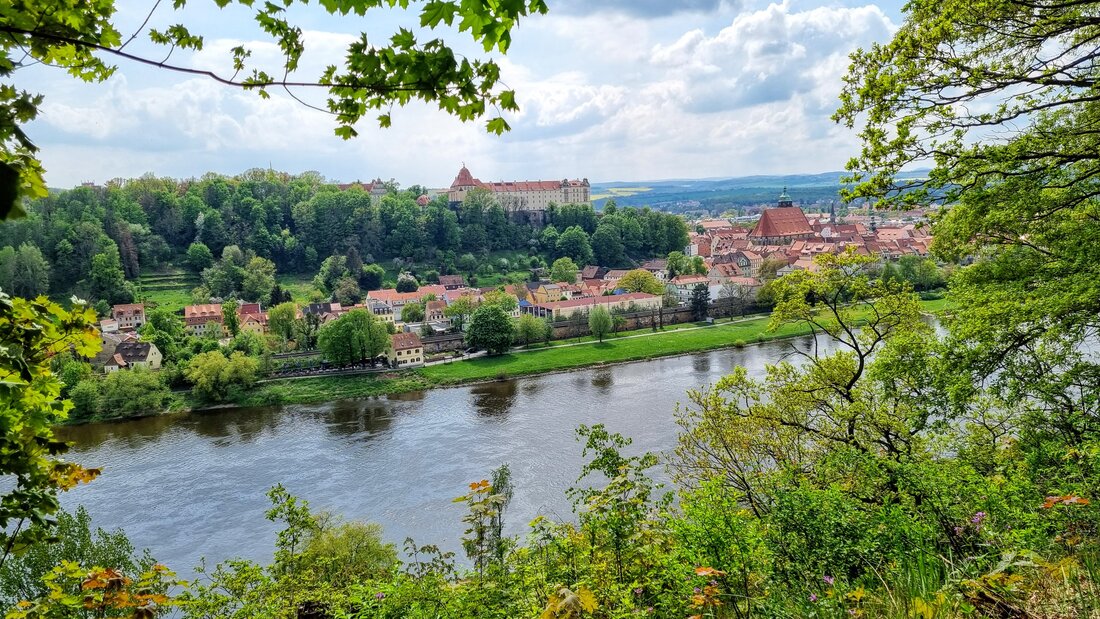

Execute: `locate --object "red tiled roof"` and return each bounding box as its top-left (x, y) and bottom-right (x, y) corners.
top-left (485, 180), bottom-right (562, 192)
top-left (392, 332), bottom-right (422, 350)
top-left (451, 166), bottom-right (479, 189)
top-left (670, 275), bottom-right (709, 286)
top-left (438, 274), bottom-right (466, 286)
top-left (749, 207), bottom-right (813, 238)
top-left (112, 303), bottom-right (144, 313)
top-left (368, 285), bottom-right (447, 304)
top-left (184, 304), bottom-right (222, 318)
top-left (535, 292), bottom-right (659, 311)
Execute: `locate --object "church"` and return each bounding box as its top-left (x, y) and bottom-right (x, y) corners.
top-left (748, 188), bottom-right (816, 246)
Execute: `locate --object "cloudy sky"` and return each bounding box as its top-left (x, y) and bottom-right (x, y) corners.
top-left (22, 0), bottom-right (904, 189)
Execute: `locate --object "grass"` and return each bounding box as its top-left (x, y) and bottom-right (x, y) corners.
top-left (228, 298), bottom-right (950, 409)
top-left (276, 274), bottom-right (317, 303)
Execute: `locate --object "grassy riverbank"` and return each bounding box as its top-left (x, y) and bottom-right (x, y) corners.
top-left (219, 297), bottom-right (950, 409)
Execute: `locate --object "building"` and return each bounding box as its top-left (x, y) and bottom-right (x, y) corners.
top-left (528, 292), bottom-right (662, 321)
top-left (367, 301), bottom-right (395, 325)
top-left (367, 285), bottom-right (447, 309)
top-left (748, 189), bottom-right (815, 246)
top-left (240, 312), bottom-right (268, 335)
top-left (667, 275), bottom-right (710, 304)
top-left (336, 178), bottom-right (388, 202)
top-left (111, 303), bottom-right (146, 331)
top-left (438, 274), bottom-right (467, 290)
top-left (425, 300), bottom-right (447, 322)
top-left (388, 332), bottom-right (424, 368)
top-left (103, 341), bottom-right (163, 373)
top-left (447, 165), bottom-right (591, 216)
top-left (184, 304), bottom-right (224, 336)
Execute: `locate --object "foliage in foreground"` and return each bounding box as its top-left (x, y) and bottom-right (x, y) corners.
top-left (4, 253), bottom-right (1098, 619)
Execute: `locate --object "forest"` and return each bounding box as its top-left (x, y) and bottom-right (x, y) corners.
top-left (0, 172), bottom-right (689, 311)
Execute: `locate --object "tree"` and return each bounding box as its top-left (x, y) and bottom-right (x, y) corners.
top-left (89, 246), bottom-right (133, 304)
top-left (515, 313), bottom-right (547, 348)
top-left (481, 290), bottom-right (517, 313)
top-left (185, 350), bottom-right (258, 402)
top-left (317, 309), bottom-right (388, 366)
top-left (0, 1), bottom-right (548, 214)
top-left (8, 243), bottom-right (50, 298)
top-left (332, 276), bottom-right (363, 305)
top-left (138, 307), bottom-right (186, 362)
top-left (617, 269), bottom-right (664, 295)
top-left (591, 224), bottom-right (625, 267)
top-left (268, 283), bottom-right (292, 307)
top-left (314, 255), bottom-right (349, 294)
top-left (401, 302), bottom-right (425, 324)
top-left (444, 295), bottom-right (476, 332)
top-left (0, 506), bottom-right (155, 610)
top-left (222, 299), bottom-right (241, 338)
top-left (186, 242), bottom-right (215, 272)
top-left (588, 305), bottom-right (612, 343)
top-left (267, 302), bottom-right (298, 343)
top-left (466, 305), bottom-right (514, 355)
top-left (549, 257), bottom-right (579, 284)
top-left (666, 251), bottom-right (689, 279)
top-left (0, 292), bottom-right (100, 554)
top-left (690, 255), bottom-right (707, 275)
top-left (241, 257), bottom-right (277, 302)
top-left (556, 226), bottom-right (593, 266)
top-left (360, 264), bottom-right (385, 291)
top-left (396, 275), bottom-right (419, 293)
top-left (690, 283), bottom-right (710, 321)
top-left (96, 368), bottom-right (172, 421)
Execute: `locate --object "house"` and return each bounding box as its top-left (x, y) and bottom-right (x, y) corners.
top-left (367, 301), bottom-right (395, 324)
top-left (534, 283), bottom-right (565, 304)
top-left (528, 292), bottom-right (662, 320)
top-left (303, 302), bottom-right (342, 316)
top-left (580, 265), bottom-right (609, 280)
top-left (240, 312), bottom-right (268, 335)
top-left (438, 274), bottom-right (467, 290)
top-left (102, 341), bottom-right (163, 373)
top-left (640, 259), bottom-right (669, 282)
top-left (99, 319), bottom-right (119, 334)
top-left (111, 303), bottom-right (146, 331)
top-left (388, 332), bottom-right (424, 368)
top-left (425, 300), bottom-right (447, 322)
top-left (237, 302), bottom-right (262, 316)
top-left (667, 274), bottom-right (711, 304)
top-left (184, 304), bottom-right (224, 336)
top-left (367, 285), bottom-right (447, 308)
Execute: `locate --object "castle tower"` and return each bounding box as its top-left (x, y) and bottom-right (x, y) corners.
top-left (778, 187), bottom-right (793, 208)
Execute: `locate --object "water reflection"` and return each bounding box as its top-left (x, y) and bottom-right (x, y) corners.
top-left (322, 400), bottom-right (395, 440)
top-left (470, 381), bottom-right (518, 418)
top-left (59, 335), bottom-right (839, 579)
top-left (590, 368), bottom-right (613, 393)
top-left (691, 354), bottom-right (711, 374)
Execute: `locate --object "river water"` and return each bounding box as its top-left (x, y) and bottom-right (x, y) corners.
top-left (55, 335), bottom-right (833, 576)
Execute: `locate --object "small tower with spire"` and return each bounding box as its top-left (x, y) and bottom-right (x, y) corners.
top-left (778, 187), bottom-right (793, 208)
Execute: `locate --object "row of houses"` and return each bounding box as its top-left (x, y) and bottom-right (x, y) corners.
top-left (687, 191), bottom-right (933, 280)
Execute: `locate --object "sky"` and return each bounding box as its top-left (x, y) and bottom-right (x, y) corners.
top-left (22, 0), bottom-right (906, 189)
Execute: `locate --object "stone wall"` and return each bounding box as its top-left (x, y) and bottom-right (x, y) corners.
top-left (421, 332), bottom-right (466, 354)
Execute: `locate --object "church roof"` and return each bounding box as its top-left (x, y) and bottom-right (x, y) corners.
top-left (749, 207), bottom-right (813, 238)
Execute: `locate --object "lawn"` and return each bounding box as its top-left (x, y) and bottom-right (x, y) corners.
top-left (420, 315), bottom-right (807, 384)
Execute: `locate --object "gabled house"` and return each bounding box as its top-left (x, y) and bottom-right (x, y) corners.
top-left (111, 303), bottom-right (146, 331)
top-left (438, 274), bottom-right (467, 290)
top-left (103, 341), bottom-right (163, 373)
top-left (388, 332), bottom-right (424, 368)
top-left (184, 304), bottom-right (224, 336)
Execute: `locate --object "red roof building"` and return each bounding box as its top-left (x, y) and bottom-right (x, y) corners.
top-left (749, 207), bottom-right (815, 245)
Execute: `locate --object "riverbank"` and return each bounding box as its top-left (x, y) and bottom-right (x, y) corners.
top-left (215, 297), bottom-right (950, 409)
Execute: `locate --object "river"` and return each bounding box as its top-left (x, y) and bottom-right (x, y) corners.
top-left (56, 335), bottom-right (835, 577)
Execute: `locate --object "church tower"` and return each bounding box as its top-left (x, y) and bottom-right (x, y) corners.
top-left (778, 187), bottom-right (793, 208)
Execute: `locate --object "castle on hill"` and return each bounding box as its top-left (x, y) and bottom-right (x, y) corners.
top-left (447, 165), bottom-right (590, 222)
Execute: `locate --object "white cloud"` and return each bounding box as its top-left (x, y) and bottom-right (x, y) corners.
top-left (26, 2), bottom-right (899, 188)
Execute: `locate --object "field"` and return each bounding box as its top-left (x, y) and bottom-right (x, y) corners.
top-left (590, 186), bottom-right (652, 202)
top-left (135, 268), bottom-right (199, 310)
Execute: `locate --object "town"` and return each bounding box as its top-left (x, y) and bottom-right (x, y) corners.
top-left (82, 172), bottom-right (937, 391)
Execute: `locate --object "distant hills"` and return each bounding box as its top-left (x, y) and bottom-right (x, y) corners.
top-left (590, 170), bottom-right (930, 214)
